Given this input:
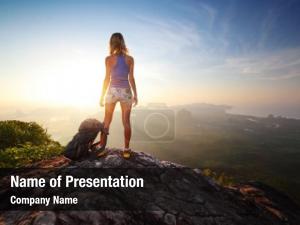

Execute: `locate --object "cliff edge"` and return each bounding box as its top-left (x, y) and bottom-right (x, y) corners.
top-left (0, 148), bottom-right (299, 225)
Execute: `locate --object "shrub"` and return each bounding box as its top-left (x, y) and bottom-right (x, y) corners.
top-left (0, 120), bottom-right (64, 168)
top-left (0, 120), bottom-right (52, 150)
top-left (202, 168), bottom-right (235, 186)
top-left (0, 142), bottom-right (63, 168)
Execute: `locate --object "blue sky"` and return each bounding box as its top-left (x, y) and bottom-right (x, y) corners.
top-left (0, 0), bottom-right (300, 118)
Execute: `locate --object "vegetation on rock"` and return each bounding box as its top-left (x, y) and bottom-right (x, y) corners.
top-left (0, 120), bottom-right (63, 167)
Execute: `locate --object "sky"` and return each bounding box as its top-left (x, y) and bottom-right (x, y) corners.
top-left (0, 0), bottom-right (300, 118)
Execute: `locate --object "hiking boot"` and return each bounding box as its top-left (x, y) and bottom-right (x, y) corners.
top-left (91, 142), bottom-right (107, 157)
top-left (122, 148), bottom-right (132, 159)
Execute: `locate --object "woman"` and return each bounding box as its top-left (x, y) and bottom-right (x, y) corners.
top-left (97, 33), bottom-right (138, 159)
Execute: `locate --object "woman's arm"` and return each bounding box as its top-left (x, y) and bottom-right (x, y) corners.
top-left (100, 57), bottom-right (111, 107)
top-left (128, 56), bottom-right (138, 106)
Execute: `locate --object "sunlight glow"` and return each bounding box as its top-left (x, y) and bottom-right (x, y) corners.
top-left (22, 50), bottom-right (102, 107)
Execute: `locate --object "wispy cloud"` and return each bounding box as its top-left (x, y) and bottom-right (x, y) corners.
top-left (174, 1), bottom-right (217, 30)
top-left (132, 14), bottom-right (202, 55)
top-left (205, 48), bottom-right (300, 80)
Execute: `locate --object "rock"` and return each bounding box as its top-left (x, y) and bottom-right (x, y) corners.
top-left (164, 213), bottom-right (176, 225)
top-left (32, 212), bottom-right (56, 225)
top-left (0, 148), bottom-right (299, 225)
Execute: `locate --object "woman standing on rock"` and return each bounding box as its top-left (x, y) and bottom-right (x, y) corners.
top-left (96, 33), bottom-right (138, 159)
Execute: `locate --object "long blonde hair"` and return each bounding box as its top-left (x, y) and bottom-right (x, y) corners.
top-left (109, 33), bottom-right (128, 55)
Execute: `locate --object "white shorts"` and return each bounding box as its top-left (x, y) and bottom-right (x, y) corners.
top-left (105, 87), bottom-right (132, 104)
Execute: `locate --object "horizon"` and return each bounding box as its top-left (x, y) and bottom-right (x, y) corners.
top-left (1, 101), bottom-right (300, 120)
top-left (1, 0), bottom-right (300, 119)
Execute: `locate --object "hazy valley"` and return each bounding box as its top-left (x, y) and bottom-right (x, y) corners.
top-left (1, 103), bottom-right (300, 202)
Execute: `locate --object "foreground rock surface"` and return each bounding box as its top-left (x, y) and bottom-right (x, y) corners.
top-left (0, 148), bottom-right (300, 225)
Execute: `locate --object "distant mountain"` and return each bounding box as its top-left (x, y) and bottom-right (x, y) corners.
top-left (171, 102), bottom-right (232, 112)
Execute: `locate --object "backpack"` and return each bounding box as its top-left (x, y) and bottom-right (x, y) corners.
top-left (64, 118), bottom-right (104, 160)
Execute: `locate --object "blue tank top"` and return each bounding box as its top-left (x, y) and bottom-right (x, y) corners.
top-left (110, 55), bottom-right (130, 88)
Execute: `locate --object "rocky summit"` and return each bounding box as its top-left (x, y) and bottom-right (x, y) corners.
top-left (0, 148), bottom-right (300, 225)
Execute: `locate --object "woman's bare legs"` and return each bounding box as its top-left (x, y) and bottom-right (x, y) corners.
top-left (120, 101), bottom-right (132, 149)
top-left (100, 102), bottom-right (117, 146)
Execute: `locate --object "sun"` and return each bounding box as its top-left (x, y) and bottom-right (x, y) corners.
top-left (27, 56), bottom-right (103, 107)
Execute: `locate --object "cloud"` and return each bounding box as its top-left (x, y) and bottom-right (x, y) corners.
top-left (132, 14), bottom-right (202, 55)
top-left (174, 1), bottom-right (217, 29)
top-left (113, 2), bottom-right (300, 82)
top-left (206, 48), bottom-right (300, 80)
